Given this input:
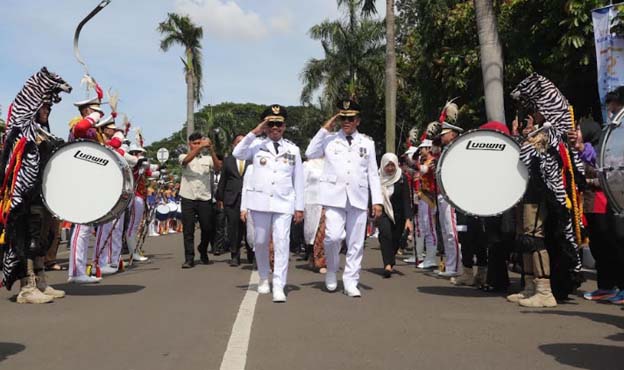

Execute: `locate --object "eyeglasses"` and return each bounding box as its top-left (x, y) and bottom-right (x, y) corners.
top-left (342, 116), bottom-right (357, 122)
top-left (267, 121), bottom-right (284, 128)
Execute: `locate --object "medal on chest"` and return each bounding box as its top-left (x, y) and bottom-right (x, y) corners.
top-left (359, 147), bottom-right (367, 158)
top-left (260, 157), bottom-right (267, 166)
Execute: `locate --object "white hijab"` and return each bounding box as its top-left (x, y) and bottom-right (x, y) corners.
top-left (379, 153), bottom-right (402, 223)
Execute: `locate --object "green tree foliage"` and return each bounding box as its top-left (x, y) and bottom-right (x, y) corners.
top-left (396, 0), bottom-right (607, 143)
top-left (300, 0), bottom-right (387, 145)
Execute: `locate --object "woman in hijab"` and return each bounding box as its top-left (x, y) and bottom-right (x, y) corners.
top-left (378, 153), bottom-right (414, 278)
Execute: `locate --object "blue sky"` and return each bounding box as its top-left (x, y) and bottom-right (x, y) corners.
top-left (0, 0), bottom-right (385, 144)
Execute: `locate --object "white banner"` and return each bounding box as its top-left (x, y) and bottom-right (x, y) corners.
top-left (593, 3), bottom-right (624, 120)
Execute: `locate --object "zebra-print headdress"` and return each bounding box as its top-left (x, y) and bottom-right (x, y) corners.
top-left (7, 67), bottom-right (71, 140)
top-left (511, 72), bottom-right (572, 141)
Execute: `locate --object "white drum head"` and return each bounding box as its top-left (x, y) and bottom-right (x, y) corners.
top-left (168, 202), bottom-right (178, 212)
top-left (156, 204), bottom-right (170, 215)
top-left (600, 123), bottom-right (624, 213)
top-left (437, 130), bottom-right (528, 216)
top-left (42, 141), bottom-right (126, 224)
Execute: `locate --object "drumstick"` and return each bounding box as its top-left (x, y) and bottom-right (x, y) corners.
top-left (527, 121), bottom-right (552, 138)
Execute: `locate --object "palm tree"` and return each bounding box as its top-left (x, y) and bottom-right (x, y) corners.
top-left (384, 0), bottom-right (397, 153)
top-left (474, 0), bottom-right (505, 123)
top-left (300, 0), bottom-right (385, 108)
top-left (158, 13), bottom-right (204, 139)
top-left (332, 0), bottom-right (397, 153)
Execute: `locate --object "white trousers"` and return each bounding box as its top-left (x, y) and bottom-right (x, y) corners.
top-left (126, 196), bottom-right (145, 254)
top-left (69, 225), bottom-right (93, 278)
top-left (437, 194), bottom-right (461, 273)
top-left (94, 213), bottom-right (125, 267)
top-left (324, 201), bottom-right (367, 289)
top-left (418, 199), bottom-right (438, 266)
top-left (249, 211), bottom-right (292, 289)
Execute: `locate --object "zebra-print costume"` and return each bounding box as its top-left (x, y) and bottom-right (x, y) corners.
top-left (511, 73), bottom-right (584, 273)
top-left (0, 67), bottom-right (70, 289)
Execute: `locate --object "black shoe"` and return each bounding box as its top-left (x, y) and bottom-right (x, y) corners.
top-left (247, 251), bottom-right (255, 265)
top-left (214, 250), bottom-right (221, 256)
top-left (182, 261), bottom-right (194, 269)
top-left (383, 269), bottom-right (392, 279)
top-left (229, 258), bottom-right (240, 267)
top-left (199, 256), bottom-right (210, 265)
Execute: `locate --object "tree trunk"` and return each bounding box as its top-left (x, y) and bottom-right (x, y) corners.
top-left (385, 0), bottom-right (397, 153)
top-left (186, 69), bottom-right (195, 140)
top-left (474, 0), bottom-right (506, 123)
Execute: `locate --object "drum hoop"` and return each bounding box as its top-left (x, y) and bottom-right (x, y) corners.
top-left (435, 128), bottom-right (528, 217)
top-left (41, 139), bottom-right (133, 225)
top-left (598, 124), bottom-right (624, 215)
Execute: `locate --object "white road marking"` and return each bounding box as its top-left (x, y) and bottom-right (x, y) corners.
top-left (219, 270), bottom-right (260, 370)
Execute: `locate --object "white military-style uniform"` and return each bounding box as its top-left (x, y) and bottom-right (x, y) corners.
top-left (305, 128), bottom-right (382, 290)
top-left (232, 133), bottom-right (304, 290)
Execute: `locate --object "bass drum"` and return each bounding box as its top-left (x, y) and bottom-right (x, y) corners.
top-left (436, 129), bottom-right (529, 217)
top-left (41, 140), bottom-right (134, 225)
top-left (599, 112), bottom-right (624, 214)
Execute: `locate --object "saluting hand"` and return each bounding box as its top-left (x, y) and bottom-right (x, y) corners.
top-left (322, 114), bottom-right (340, 131)
top-left (294, 211), bottom-right (304, 224)
top-left (252, 119), bottom-right (269, 136)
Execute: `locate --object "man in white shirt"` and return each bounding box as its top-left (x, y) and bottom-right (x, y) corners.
top-left (305, 99), bottom-right (383, 297)
top-left (233, 105), bottom-right (304, 303)
top-left (179, 132), bottom-right (222, 268)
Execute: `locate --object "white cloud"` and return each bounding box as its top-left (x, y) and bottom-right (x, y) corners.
top-left (269, 13), bottom-right (293, 34)
top-left (175, 0), bottom-right (269, 41)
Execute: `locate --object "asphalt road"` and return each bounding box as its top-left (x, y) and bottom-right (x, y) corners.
top-left (1, 233), bottom-right (622, 370)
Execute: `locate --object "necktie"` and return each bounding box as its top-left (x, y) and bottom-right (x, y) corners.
top-left (346, 135), bottom-right (353, 146)
top-left (273, 142), bottom-right (280, 154)
top-left (238, 160), bottom-right (244, 175)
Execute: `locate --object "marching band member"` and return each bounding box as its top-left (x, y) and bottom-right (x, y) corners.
top-left (434, 103), bottom-right (464, 278)
top-left (233, 105), bottom-right (304, 303)
top-left (93, 122), bottom-right (138, 275)
top-left (67, 95), bottom-right (106, 284)
top-left (126, 144), bottom-right (156, 263)
top-left (415, 138), bottom-right (439, 270)
top-left (305, 99), bottom-right (383, 297)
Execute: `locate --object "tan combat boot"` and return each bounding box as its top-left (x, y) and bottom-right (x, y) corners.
top-left (17, 275), bottom-right (54, 304)
top-left (506, 275), bottom-right (535, 303)
top-left (35, 257), bottom-right (65, 299)
top-left (518, 278), bottom-right (557, 308)
top-left (451, 267), bottom-right (475, 286)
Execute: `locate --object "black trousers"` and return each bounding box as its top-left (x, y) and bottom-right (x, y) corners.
top-left (181, 197), bottom-right (214, 262)
top-left (224, 206), bottom-right (244, 257)
top-left (586, 212), bottom-right (624, 290)
top-left (459, 218), bottom-right (488, 268)
top-left (212, 207), bottom-right (227, 253)
top-left (378, 213), bottom-right (403, 267)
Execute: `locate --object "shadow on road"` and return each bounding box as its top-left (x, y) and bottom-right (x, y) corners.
top-left (539, 343), bottom-right (623, 370)
top-left (53, 284), bottom-right (145, 296)
top-left (417, 286), bottom-right (498, 298)
top-left (0, 342), bottom-right (25, 363)
top-left (521, 310), bottom-right (624, 339)
top-left (364, 267), bottom-right (405, 277)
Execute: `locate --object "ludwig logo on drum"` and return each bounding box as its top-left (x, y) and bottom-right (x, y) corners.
top-left (73, 150), bottom-right (109, 166)
top-left (465, 140), bottom-right (506, 151)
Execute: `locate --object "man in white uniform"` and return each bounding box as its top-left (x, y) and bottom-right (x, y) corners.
top-left (233, 105), bottom-right (304, 303)
top-left (305, 99), bottom-right (383, 297)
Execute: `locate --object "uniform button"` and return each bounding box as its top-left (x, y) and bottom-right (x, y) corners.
top-left (273, 170), bottom-right (277, 174)
top-left (271, 181), bottom-right (275, 185)
top-left (270, 194), bottom-right (274, 197)
top-left (346, 182), bottom-right (350, 186)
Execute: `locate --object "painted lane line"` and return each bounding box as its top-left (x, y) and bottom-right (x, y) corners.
top-left (219, 270), bottom-right (260, 370)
